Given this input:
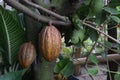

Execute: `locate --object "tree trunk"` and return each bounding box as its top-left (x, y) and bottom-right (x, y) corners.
top-left (74, 47), bottom-right (81, 76)
top-left (34, 59), bottom-right (55, 80)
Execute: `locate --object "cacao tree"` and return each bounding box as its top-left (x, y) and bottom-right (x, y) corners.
top-left (0, 0), bottom-right (120, 80)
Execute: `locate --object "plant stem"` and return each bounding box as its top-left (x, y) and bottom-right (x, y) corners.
top-left (98, 42), bottom-right (120, 54)
top-left (106, 53), bottom-right (112, 80)
top-left (84, 66), bottom-right (94, 80)
top-left (84, 36), bottom-right (99, 66)
top-left (99, 68), bottom-right (120, 74)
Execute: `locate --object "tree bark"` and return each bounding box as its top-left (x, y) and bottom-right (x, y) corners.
top-left (34, 59), bottom-right (55, 80)
top-left (74, 47), bottom-right (81, 76)
top-left (73, 54), bottom-right (120, 65)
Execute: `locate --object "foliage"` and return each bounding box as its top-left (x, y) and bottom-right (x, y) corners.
top-left (0, 6), bottom-right (25, 71)
top-left (88, 0), bottom-right (104, 17)
top-left (50, 0), bottom-right (67, 10)
top-left (114, 73), bottom-right (120, 80)
top-left (89, 54), bottom-right (98, 65)
top-left (54, 58), bottom-right (74, 78)
top-left (0, 69), bottom-right (27, 80)
top-left (1, 0), bottom-right (120, 80)
top-left (87, 67), bottom-right (99, 76)
top-left (60, 46), bottom-right (73, 58)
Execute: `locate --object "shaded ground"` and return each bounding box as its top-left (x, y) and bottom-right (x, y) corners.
top-left (75, 64), bottom-right (120, 80)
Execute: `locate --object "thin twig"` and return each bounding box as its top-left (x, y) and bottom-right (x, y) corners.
top-left (98, 42), bottom-right (120, 54)
top-left (84, 66), bottom-right (95, 80)
top-left (84, 35), bottom-right (99, 80)
top-left (99, 68), bottom-right (120, 74)
top-left (112, 59), bottom-right (120, 66)
top-left (83, 21), bottom-right (120, 44)
top-left (106, 53), bottom-right (112, 80)
top-left (23, 0), bottom-right (67, 22)
top-left (84, 32), bottom-right (100, 80)
top-left (85, 36), bottom-right (99, 66)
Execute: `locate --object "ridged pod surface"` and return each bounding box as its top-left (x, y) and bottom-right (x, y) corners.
top-left (39, 24), bottom-right (61, 61)
top-left (19, 42), bottom-right (36, 68)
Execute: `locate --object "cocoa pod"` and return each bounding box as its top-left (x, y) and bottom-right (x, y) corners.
top-left (19, 42), bottom-right (36, 68)
top-left (39, 24), bottom-right (62, 61)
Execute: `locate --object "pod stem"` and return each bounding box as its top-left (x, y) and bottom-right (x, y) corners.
top-left (49, 21), bottom-right (52, 26)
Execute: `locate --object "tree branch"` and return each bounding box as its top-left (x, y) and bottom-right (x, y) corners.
top-left (4, 0), bottom-right (71, 26)
top-left (23, 0), bottom-right (67, 22)
top-left (83, 21), bottom-right (120, 45)
top-left (3, 0), bottom-right (120, 45)
top-left (73, 54), bottom-right (120, 65)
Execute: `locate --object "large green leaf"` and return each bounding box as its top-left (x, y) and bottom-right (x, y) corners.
top-left (0, 69), bottom-right (27, 80)
top-left (89, 54), bottom-right (98, 65)
top-left (72, 14), bottom-right (83, 29)
top-left (104, 7), bottom-right (120, 15)
top-left (88, 0), bottom-right (104, 17)
top-left (54, 58), bottom-right (70, 73)
top-left (87, 67), bottom-right (98, 76)
top-left (54, 58), bottom-right (74, 78)
top-left (110, 16), bottom-right (120, 23)
top-left (51, 0), bottom-right (67, 10)
top-left (84, 0), bottom-right (91, 5)
top-left (71, 29), bottom-right (85, 44)
top-left (60, 61), bottom-right (74, 78)
top-left (88, 28), bottom-right (99, 42)
top-left (114, 73), bottom-right (120, 80)
top-left (0, 6), bottom-right (25, 66)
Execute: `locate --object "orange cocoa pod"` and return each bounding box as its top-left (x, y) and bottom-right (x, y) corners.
top-left (39, 24), bottom-right (62, 61)
top-left (19, 42), bottom-right (36, 68)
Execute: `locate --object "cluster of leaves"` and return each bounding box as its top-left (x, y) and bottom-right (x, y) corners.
top-left (63, 0), bottom-right (120, 79)
top-left (0, 6), bottom-right (26, 80)
top-left (1, 0), bottom-right (120, 80)
top-left (54, 58), bottom-right (74, 78)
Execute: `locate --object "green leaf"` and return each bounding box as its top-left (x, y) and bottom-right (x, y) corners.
top-left (0, 6), bottom-right (25, 66)
top-left (101, 52), bottom-right (107, 60)
top-left (71, 30), bottom-right (79, 44)
top-left (95, 11), bottom-right (107, 25)
top-left (89, 29), bottom-right (99, 41)
top-left (84, 0), bottom-right (91, 5)
top-left (76, 4), bottom-right (89, 19)
top-left (89, 54), bottom-right (98, 65)
top-left (62, 47), bottom-right (73, 54)
top-left (104, 41), bottom-right (111, 47)
top-left (0, 69), bottom-right (27, 80)
top-left (54, 58), bottom-right (74, 77)
top-left (104, 7), bottom-right (120, 15)
top-left (88, 0), bottom-right (104, 17)
top-left (87, 67), bottom-right (98, 76)
top-left (71, 29), bottom-right (85, 44)
top-left (116, 6), bottom-right (120, 12)
top-left (110, 16), bottom-right (120, 23)
top-left (60, 61), bottom-right (74, 78)
top-left (114, 73), bottom-right (120, 80)
top-left (72, 14), bottom-right (83, 29)
top-left (51, 0), bottom-right (67, 10)
top-left (54, 58), bottom-right (70, 73)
